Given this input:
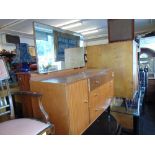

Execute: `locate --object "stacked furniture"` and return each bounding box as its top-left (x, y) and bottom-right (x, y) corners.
top-left (86, 40), bottom-right (139, 131)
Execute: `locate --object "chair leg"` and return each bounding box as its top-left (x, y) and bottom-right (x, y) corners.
top-left (46, 124), bottom-right (55, 135)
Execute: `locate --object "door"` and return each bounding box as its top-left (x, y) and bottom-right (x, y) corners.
top-left (66, 79), bottom-right (89, 134)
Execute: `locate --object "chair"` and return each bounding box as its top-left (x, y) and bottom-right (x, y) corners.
top-left (0, 58), bottom-right (55, 135)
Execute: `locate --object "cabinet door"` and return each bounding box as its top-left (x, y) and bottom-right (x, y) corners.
top-left (67, 79), bottom-right (89, 134)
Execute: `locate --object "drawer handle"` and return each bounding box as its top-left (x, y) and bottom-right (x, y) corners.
top-left (95, 107), bottom-right (104, 111)
top-left (83, 100), bottom-right (88, 103)
top-left (94, 93), bottom-right (98, 96)
top-left (95, 80), bottom-right (100, 84)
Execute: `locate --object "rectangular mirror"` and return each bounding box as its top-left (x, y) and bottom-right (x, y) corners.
top-left (33, 22), bottom-right (84, 73)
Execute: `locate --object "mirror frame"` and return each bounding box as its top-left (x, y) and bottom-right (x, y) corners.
top-left (33, 21), bottom-right (84, 74)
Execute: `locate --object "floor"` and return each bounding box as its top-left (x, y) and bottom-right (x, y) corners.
top-left (83, 92), bottom-right (155, 135)
top-left (139, 103), bottom-right (155, 135)
top-left (83, 110), bottom-right (121, 135)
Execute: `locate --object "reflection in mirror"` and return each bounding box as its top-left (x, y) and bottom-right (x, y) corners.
top-left (33, 22), bottom-right (84, 74)
top-left (65, 47), bottom-right (85, 69)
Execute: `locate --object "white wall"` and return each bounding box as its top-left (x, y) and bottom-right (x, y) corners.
top-left (84, 39), bottom-right (108, 47)
top-left (20, 37), bottom-right (34, 46)
top-left (0, 34), bottom-right (34, 51)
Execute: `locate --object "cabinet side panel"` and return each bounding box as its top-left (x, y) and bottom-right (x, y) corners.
top-left (30, 81), bottom-right (69, 134)
top-left (16, 73), bottom-right (32, 117)
top-left (66, 79), bottom-right (89, 134)
top-left (87, 41), bottom-right (133, 99)
top-left (132, 41), bottom-right (138, 95)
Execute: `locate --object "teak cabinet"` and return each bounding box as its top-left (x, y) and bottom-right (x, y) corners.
top-left (87, 40), bottom-right (138, 99)
top-left (30, 69), bottom-right (114, 134)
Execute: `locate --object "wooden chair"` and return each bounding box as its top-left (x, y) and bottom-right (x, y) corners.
top-left (0, 58), bottom-right (54, 135)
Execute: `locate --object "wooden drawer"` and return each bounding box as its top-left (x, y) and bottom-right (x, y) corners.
top-left (89, 80), bottom-right (114, 123)
top-left (89, 72), bottom-right (113, 91)
top-left (89, 107), bottom-right (104, 123)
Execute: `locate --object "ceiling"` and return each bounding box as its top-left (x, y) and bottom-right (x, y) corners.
top-left (0, 19), bottom-right (155, 42)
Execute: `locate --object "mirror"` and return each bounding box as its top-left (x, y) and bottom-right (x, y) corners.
top-left (33, 22), bottom-right (84, 73)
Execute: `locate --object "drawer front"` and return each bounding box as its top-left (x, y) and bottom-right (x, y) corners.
top-left (89, 81), bottom-right (114, 123)
top-left (89, 106), bottom-right (104, 123)
top-left (89, 72), bottom-right (113, 91)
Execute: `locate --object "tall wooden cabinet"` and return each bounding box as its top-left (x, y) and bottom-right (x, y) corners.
top-left (30, 69), bottom-right (114, 134)
top-left (87, 40), bottom-right (138, 99)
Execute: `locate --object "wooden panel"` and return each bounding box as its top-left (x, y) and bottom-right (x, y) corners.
top-left (111, 112), bottom-right (133, 129)
top-left (30, 81), bottom-right (70, 135)
top-left (132, 41), bottom-right (139, 95)
top-left (89, 87), bottom-right (102, 123)
top-left (109, 80), bottom-right (114, 97)
top-left (16, 72), bottom-right (32, 117)
top-left (87, 40), bottom-right (137, 99)
top-left (89, 71), bottom-right (113, 91)
top-left (66, 79), bottom-right (89, 134)
top-left (146, 79), bottom-right (155, 104)
top-left (17, 73), bottom-right (30, 90)
top-left (89, 80), bottom-right (114, 123)
top-left (30, 67), bottom-right (86, 81)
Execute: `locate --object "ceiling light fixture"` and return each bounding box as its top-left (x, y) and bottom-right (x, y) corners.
top-left (62, 22), bottom-right (82, 29)
top-left (55, 20), bottom-right (80, 27)
top-left (82, 30), bottom-right (99, 35)
top-left (77, 27), bottom-right (97, 33)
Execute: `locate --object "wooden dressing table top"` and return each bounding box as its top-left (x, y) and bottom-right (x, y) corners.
top-left (41, 69), bottom-right (111, 84)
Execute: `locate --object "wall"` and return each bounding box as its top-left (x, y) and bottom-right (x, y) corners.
top-left (84, 38), bottom-right (108, 47)
top-left (0, 34), bottom-right (34, 51)
top-left (20, 37), bottom-right (34, 46)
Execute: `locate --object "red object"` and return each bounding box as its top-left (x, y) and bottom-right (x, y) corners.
top-left (30, 64), bottom-right (37, 70)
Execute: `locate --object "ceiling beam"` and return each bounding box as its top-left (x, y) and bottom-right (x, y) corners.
top-left (0, 19), bottom-right (27, 30)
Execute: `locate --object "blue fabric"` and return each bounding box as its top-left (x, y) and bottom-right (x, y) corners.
top-left (12, 43), bottom-right (33, 64)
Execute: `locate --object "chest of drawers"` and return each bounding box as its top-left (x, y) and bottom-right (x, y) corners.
top-left (30, 68), bottom-right (114, 134)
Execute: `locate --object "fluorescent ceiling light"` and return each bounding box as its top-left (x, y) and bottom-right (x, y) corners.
top-left (62, 22), bottom-right (82, 29)
top-left (55, 20), bottom-right (80, 27)
top-left (82, 30), bottom-right (99, 35)
top-left (77, 27), bottom-right (97, 33)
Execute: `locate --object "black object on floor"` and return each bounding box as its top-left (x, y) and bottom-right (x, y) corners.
top-left (83, 111), bottom-right (121, 135)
